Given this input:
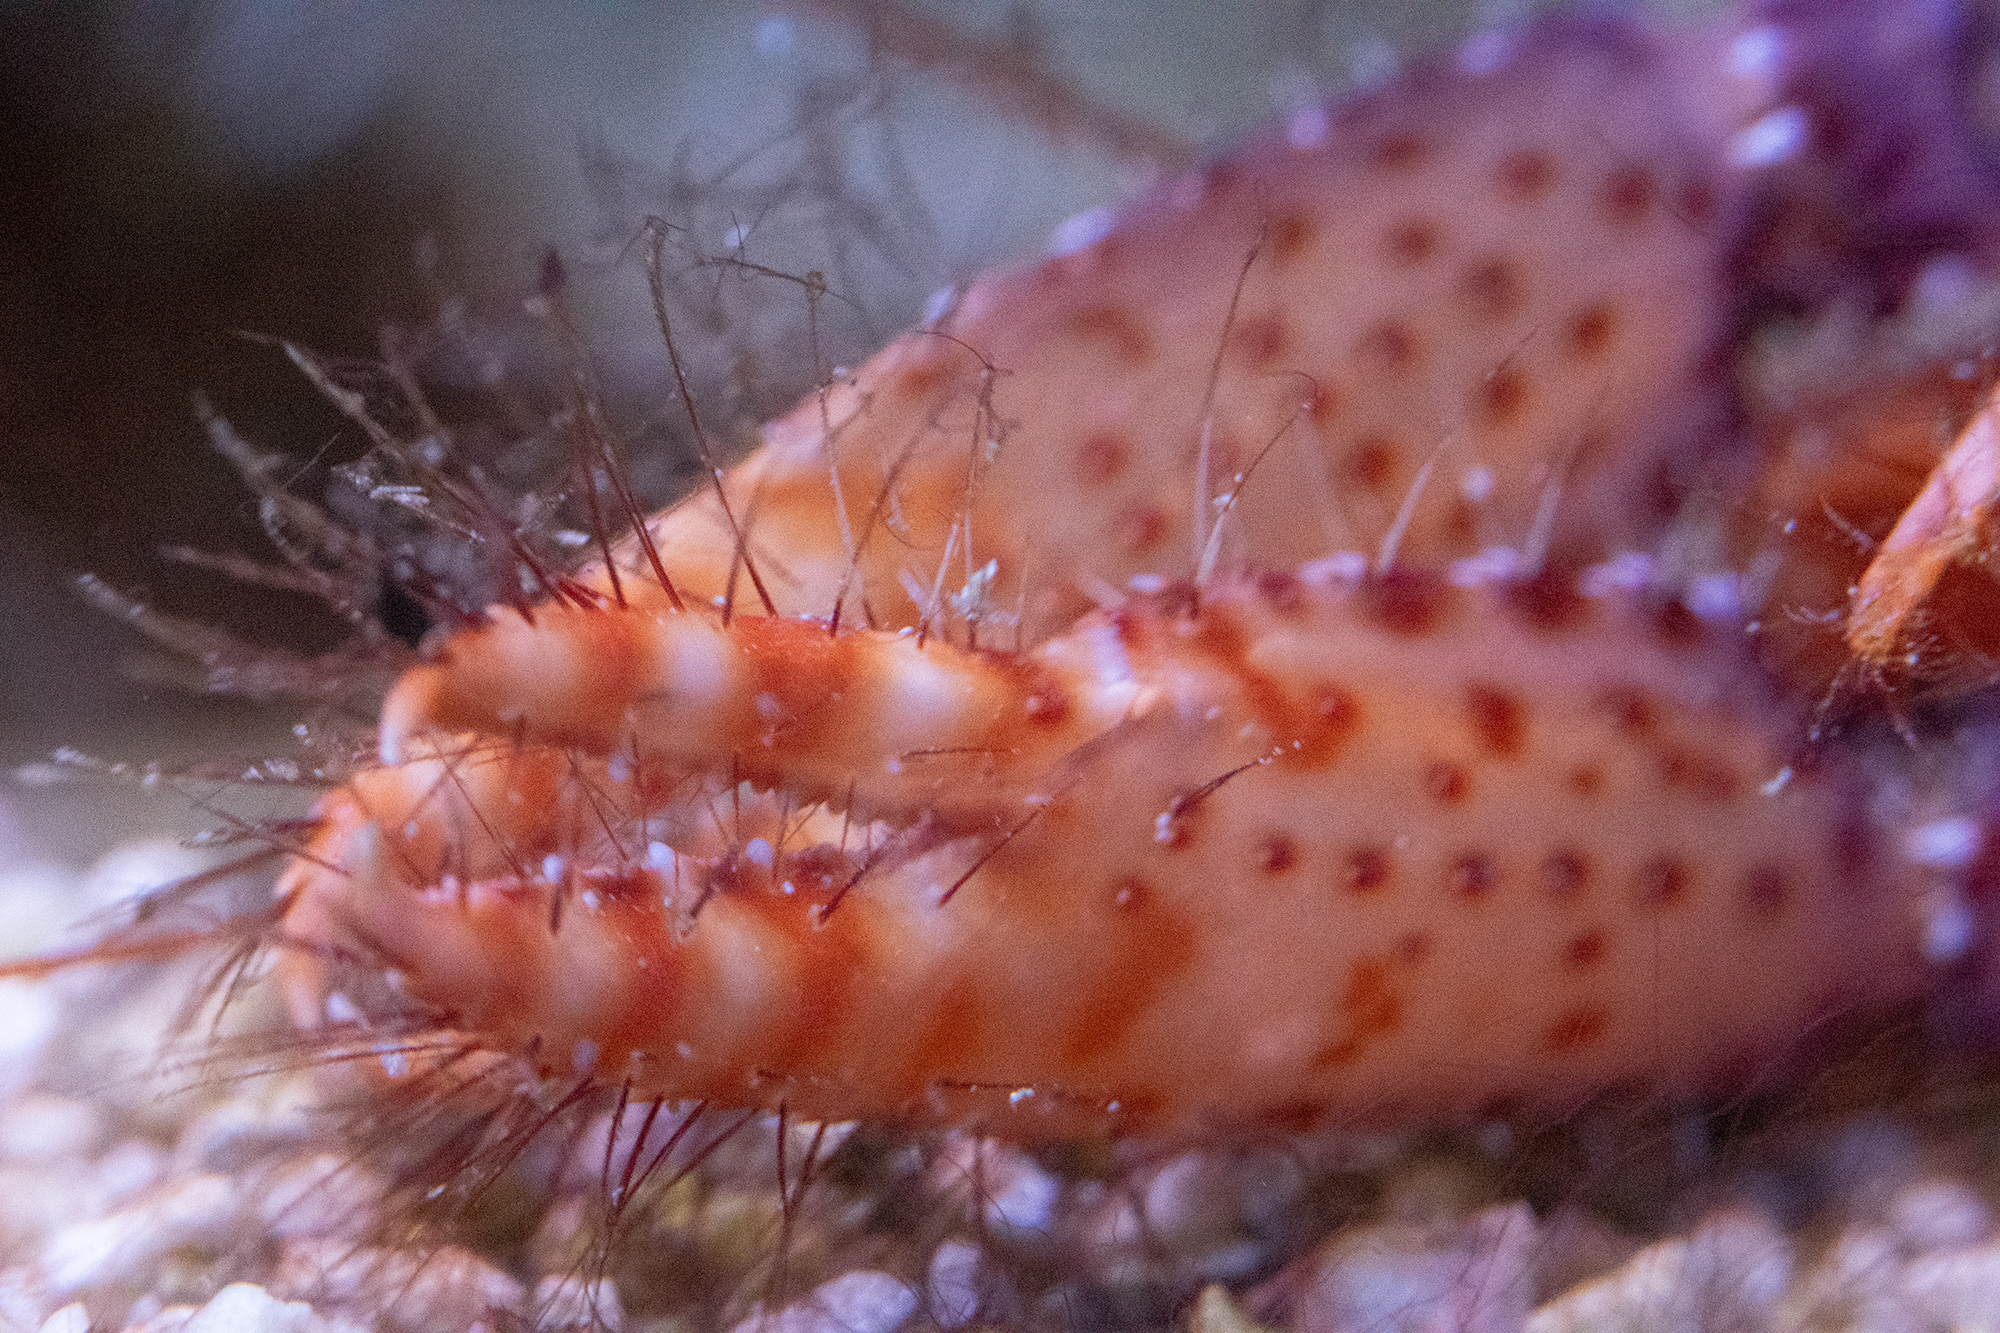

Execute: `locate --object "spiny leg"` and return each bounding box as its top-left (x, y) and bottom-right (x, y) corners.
top-left (1847, 382), bottom-right (2000, 687)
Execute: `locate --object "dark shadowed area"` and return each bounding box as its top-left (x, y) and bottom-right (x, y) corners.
top-left (0, 0), bottom-right (1537, 781)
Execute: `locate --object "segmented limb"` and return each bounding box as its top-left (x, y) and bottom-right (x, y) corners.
top-left (1848, 384), bottom-right (2000, 678)
top-left (280, 573), bottom-right (1927, 1137)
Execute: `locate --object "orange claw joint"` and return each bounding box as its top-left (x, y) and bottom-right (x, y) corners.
top-left (379, 597), bottom-right (1144, 831)
top-left (272, 748), bottom-right (587, 1037)
top-left (1848, 385), bottom-right (2000, 675)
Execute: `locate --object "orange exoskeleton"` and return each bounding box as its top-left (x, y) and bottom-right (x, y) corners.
top-left (270, 4), bottom-right (2000, 1147)
top-left (37, 3), bottom-right (1999, 1326)
top-left (258, 0), bottom-right (2000, 1170)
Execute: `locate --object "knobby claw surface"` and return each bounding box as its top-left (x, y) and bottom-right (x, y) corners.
top-left (272, 5), bottom-right (2000, 1146)
top-left (45, 3), bottom-right (2000, 1327)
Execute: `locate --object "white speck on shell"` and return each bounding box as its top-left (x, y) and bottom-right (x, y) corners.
top-left (1049, 208), bottom-right (1115, 258)
top-left (1906, 817), bottom-right (1981, 869)
top-left (1730, 105), bottom-right (1808, 167)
